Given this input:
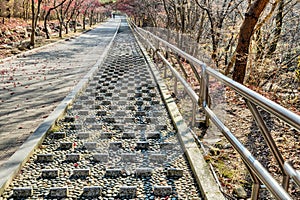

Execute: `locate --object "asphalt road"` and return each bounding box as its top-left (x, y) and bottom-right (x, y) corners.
top-left (0, 18), bottom-right (119, 167)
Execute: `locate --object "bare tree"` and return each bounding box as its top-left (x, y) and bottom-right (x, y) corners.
top-left (232, 0), bottom-right (270, 84)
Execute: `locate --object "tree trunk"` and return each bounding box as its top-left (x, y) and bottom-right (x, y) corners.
top-left (83, 14), bottom-right (86, 30)
top-left (30, 0), bottom-right (35, 46)
top-left (44, 10), bottom-right (52, 39)
top-left (232, 0), bottom-right (270, 84)
top-left (267, 0), bottom-right (284, 56)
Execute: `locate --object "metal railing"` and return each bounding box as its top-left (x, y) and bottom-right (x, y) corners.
top-left (129, 21), bottom-right (300, 200)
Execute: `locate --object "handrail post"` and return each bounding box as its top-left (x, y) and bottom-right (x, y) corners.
top-left (245, 162), bottom-right (261, 199)
top-left (192, 102), bottom-right (197, 127)
top-left (174, 77), bottom-right (178, 96)
top-left (200, 64), bottom-right (210, 127)
top-left (245, 99), bottom-right (289, 190)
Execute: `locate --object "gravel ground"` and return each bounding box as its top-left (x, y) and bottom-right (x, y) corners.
top-left (0, 19), bottom-right (202, 200)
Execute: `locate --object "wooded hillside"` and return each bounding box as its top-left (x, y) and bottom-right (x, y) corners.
top-left (116, 0), bottom-right (299, 113)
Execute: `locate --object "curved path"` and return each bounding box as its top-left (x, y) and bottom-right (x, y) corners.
top-left (0, 19), bottom-right (120, 167)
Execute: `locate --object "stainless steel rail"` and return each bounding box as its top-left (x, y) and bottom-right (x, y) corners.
top-left (130, 21), bottom-right (300, 200)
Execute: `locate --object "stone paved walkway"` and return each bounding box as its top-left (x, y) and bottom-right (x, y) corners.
top-left (0, 19), bottom-right (120, 167)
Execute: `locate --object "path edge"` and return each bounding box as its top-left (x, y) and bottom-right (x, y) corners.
top-left (0, 19), bottom-right (121, 195)
top-left (132, 27), bottom-right (226, 200)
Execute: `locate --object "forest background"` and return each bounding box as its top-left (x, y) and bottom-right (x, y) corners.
top-left (1, 0), bottom-right (299, 112)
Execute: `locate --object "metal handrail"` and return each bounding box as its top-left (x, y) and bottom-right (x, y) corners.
top-left (129, 21), bottom-right (300, 200)
top-left (135, 25), bottom-right (300, 131)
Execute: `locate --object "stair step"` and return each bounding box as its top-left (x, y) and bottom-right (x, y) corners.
top-left (49, 187), bottom-right (69, 198)
top-left (66, 153), bottom-right (81, 162)
top-left (82, 186), bottom-right (102, 197)
top-left (50, 132), bottom-right (66, 139)
top-left (135, 168), bottom-right (153, 177)
top-left (167, 168), bottom-right (184, 177)
top-left (105, 168), bottom-right (123, 177)
top-left (37, 154), bottom-right (54, 162)
top-left (93, 153), bottom-right (109, 162)
top-left (41, 169), bottom-right (59, 179)
top-left (153, 185), bottom-right (172, 196)
top-left (13, 187), bottom-right (33, 197)
top-left (60, 142), bottom-right (73, 150)
top-left (119, 186), bottom-right (137, 198)
top-left (72, 168), bottom-right (90, 177)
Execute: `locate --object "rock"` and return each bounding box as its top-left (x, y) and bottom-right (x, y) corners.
top-left (4, 30), bottom-right (12, 36)
top-left (11, 48), bottom-right (21, 55)
top-left (233, 185), bottom-right (247, 198)
top-left (209, 146), bottom-right (221, 156)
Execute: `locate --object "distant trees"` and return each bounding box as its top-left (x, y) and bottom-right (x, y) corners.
top-left (121, 0), bottom-right (299, 86)
top-left (1, 0), bottom-right (112, 46)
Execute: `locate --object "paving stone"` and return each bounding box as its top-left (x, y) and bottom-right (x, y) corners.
top-left (119, 186), bottom-right (137, 198)
top-left (37, 154), bottom-right (54, 162)
top-left (149, 153), bottom-right (167, 163)
top-left (66, 154), bottom-right (81, 162)
top-left (50, 132), bottom-right (66, 139)
top-left (70, 124), bottom-right (82, 130)
top-left (135, 168), bottom-right (153, 177)
top-left (78, 110), bottom-right (89, 115)
top-left (41, 169), bottom-right (59, 179)
top-left (13, 187), bottom-right (33, 197)
top-left (109, 142), bottom-right (122, 150)
top-left (79, 96), bottom-right (89, 100)
top-left (167, 168), bottom-right (183, 177)
top-left (84, 100), bottom-right (95, 105)
top-left (93, 153), bottom-right (109, 162)
top-left (136, 141), bottom-right (149, 150)
top-left (135, 124), bottom-right (147, 131)
top-left (146, 132), bottom-right (161, 139)
top-left (135, 101), bottom-right (143, 106)
top-left (153, 186), bottom-right (172, 196)
top-left (135, 111), bottom-right (146, 117)
top-left (103, 117), bottom-right (115, 123)
top-left (73, 168), bottom-right (90, 177)
top-left (105, 168), bottom-right (122, 177)
top-left (160, 142), bottom-right (175, 151)
top-left (100, 132), bottom-right (113, 139)
top-left (85, 117), bottom-right (96, 123)
top-left (126, 105), bottom-right (136, 111)
top-left (112, 124), bottom-right (124, 131)
top-left (145, 117), bottom-right (156, 123)
top-left (115, 111), bottom-right (126, 117)
top-left (152, 111), bottom-right (164, 117)
top-left (155, 124), bottom-right (167, 131)
top-left (77, 132), bottom-right (90, 139)
top-left (101, 100), bottom-right (111, 105)
top-left (73, 104), bottom-right (83, 109)
top-left (122, 132), bottom-right (135, 139)
top-left (49, 187), bottom-right (69, 198)
top-left (151, 100), bottom-right (160, 105)
top-left (96, 96), bottom-right (104, 101)
top-left (124, 117), bottom-right (135, 123)
top-left (64, 116), bottom-right (75, 123)
top-left (96, 110), bottom-right (107, 116)
top-left (135, 93), bottom-right (142, 98)
top-left (84, 142), bottom-right (97, 150)
top-left (91, 124), bottom-right (102, 130)
top-left (82, 186), bottom-right (102, 197)
top-left (59, 142), bottom-right (73, 150)
top-left (143, 97), bottom-right (152, 101)
top-left (121, 153), bottom-right (136, 162)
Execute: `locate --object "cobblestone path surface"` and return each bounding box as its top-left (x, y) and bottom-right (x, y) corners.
top-left (0, 19), bottom-right (119, 166)
top-left (0, 19), bottom-right (202, 199)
